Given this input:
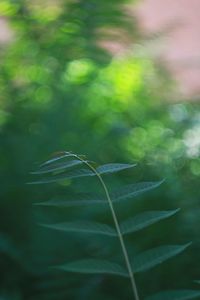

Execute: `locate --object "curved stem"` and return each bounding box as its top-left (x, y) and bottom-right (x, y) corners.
top-left (74, 154), bottom-right (140, 300)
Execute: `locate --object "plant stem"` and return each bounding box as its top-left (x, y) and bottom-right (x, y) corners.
top-left (74, 154), bottom-right (140, 300)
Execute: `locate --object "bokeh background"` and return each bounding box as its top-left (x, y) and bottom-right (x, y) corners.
top-left (0, 0), bottom-right (200, 299)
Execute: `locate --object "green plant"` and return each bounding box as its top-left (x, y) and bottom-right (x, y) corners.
top-left (31, 151), bottom-right (200, 300)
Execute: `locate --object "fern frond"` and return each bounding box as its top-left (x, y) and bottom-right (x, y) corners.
top-left (32, 152), bottom-right (190, 300)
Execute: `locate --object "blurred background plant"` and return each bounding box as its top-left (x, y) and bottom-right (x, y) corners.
top-left (0, 0), bottom-right (200, 299)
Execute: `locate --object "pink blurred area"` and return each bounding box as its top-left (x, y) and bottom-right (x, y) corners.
top-left (135, 0), bottom-right (200, 97)
top-left (0, 17), bottom-right (13, 44)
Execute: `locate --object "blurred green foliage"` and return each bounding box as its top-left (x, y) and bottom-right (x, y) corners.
top-left (0, 0), bottom-right (200, 299)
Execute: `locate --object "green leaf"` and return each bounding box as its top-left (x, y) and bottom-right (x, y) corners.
top-left (97, 163), bottom-right (136, 175)
top-left (39, 152), bottom-right (74, 167)
top-left (133, 243), bottom-right (191, 273)
top-left (111, 181), bottom-right (163, 202)
top-left (31, 159), bottom-right (84, 174)
top-left (34, 199), bottom-right (107, 207)
top-left (145, 290), bottom-right (200, 300)
top-left (34, 193), bottom-right (106, 206)
top-left (40, 221), bottom-right (116, 236)
top-left (194, 280), bottom-right (200, 284)
top-left (120, 209), bottom-right (180, 235)
top-left (55, 259), bottom-right (128, 277)
top-left (28, 168), bottom-right (94, 184)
